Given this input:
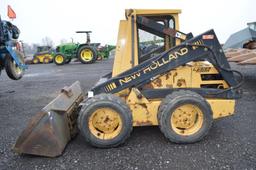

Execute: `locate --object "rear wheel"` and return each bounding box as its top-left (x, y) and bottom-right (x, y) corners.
top-left (78, 94), bottom-right (133, 148)
top-left (5, 50), bottom-right (25, 80)
top-left (65, 58), bottom-right (72, 64)
top-left (78, 46), bottom-right (97, 64)
top-left (158, 90), bottom-right (213, 143)
top-left (43, 57), bottom-right (50, 64)
top-left (53, 53), bottom-right (66, 65)
top-left (244, 41), bottom-right (256, 49)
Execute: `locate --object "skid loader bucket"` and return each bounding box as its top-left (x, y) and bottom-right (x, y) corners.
top-left (13, 81), bottom-right (84, 157)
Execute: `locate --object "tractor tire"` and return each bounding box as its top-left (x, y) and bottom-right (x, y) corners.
top-left (53, 53), bottom-right (66, 65)
top-left (78, 46), bottom-right (97, 64)
top-left (246, 41), bottom-right (256, 49)
top-left (5, 50), bottom-right (25, 80)
top-left (78, 93), bottom-right (133, 148)
top-left (65, 58), bottom-right (72, 64)
top-left (43, 57), bottom-right (50, 64)
top-left (32, 57), bottom-right (40, 64)
top-left (158, 90), bottom-right (213, 144)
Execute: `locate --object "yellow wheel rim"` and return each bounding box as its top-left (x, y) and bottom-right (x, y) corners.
top-left (170, 104), bottom-right (203, 136)
top-left (80, 49), bottom-right (93, 61)
top-left (55, 55), bottom-right (64, 64)
top-left (33, 59), bottom-right (38, 64)
top-left (89, 107), bottom-right (122, 140)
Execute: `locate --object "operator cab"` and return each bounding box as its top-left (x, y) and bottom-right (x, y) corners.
top-left (247, 22), bottom-right (256, 31)
top-left (137, 15), bottom-right (176, 63)
top-left (113, 9), bottom-right (182, 76)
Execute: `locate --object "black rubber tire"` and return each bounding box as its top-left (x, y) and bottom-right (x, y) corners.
top-left (243, 41), bottom-right (256, 49)
top-left (5, 50), bottom-right (25, 80)
top-left (78, 93), bottom-right (133, 148)
top-left (158, 90), bottom-right (213, 143)
top-left (65, 58), bottom-right (72, 64)
top-left (77, 46), bottom-right (97, 64)
top-left (53, 53), bottom-right (66, 65)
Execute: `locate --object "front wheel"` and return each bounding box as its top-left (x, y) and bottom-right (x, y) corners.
top-left (5, 50), bottom-right (25, 80)
top-left (32, 57), bottom-right (39, 64)
top-left (78, 94), bottom-right (133, 148)
top-left (78, 46), bottom-right (97, 64)
top-left (53, 53), bottom-right (66, 65)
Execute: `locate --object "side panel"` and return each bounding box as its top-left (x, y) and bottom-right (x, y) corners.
top-left (129, 98), bottom-right (235, 127)
top-left (207, 99), bottom-right (235, 119)
top-left (130, 101), bottom-right (160, 126)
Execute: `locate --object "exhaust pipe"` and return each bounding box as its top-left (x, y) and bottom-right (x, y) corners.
top-left (13, 81), bottom-right (84, 157)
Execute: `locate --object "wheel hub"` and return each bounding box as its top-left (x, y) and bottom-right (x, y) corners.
top-left (55, 55), bottom-right (64, 63)
top-left (170, 104), bottom-right (203, 135)
top-left (81, 49), bottom-right (93, 61)
top-left (89, 108), bottom-right (122, 139)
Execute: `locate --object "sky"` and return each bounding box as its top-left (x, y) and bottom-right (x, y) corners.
top-left (0, 0), bottom-right (255, 46)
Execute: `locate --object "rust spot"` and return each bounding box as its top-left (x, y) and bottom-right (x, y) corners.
top-left (134, 120), bottom-right (153, 126)
top-left (143, 83), bottom-right (154, 89)
top-left (163, 28), bottom-right (176, 37)
top-left (177, 79), bottom-right (186, 87)
top-left (154, 78), bottom-right (162, 87)
top-left (140, 103), bottom-right (148, 109)
top-left (165, 73), bottom-right (171, 80)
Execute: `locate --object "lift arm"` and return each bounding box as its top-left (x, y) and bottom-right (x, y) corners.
top-left (90, 29), bottom-right (241, 99)
top-left (136, 16), bottom-right (193, 41)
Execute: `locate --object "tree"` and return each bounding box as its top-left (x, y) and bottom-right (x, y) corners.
top-left (60, 38), bottom-right (68, 44)
top-left (41, 36), bottom-right (54, 47)
top-left (21, 42), bottom-right (38, 55)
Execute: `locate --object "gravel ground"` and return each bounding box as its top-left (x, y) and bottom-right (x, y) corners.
top-left (0, 60), bottom-right (255, 170)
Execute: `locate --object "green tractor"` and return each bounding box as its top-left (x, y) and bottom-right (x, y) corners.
top-left (97, 45), bottom-right (116, 60)
top-left (53, 31), bottom-right (98, 65)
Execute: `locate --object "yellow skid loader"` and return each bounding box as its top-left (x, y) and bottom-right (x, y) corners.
top-left (13, 9), bottom-right (243, 157)
top-left (32, 46), bottom-right (53, 64)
